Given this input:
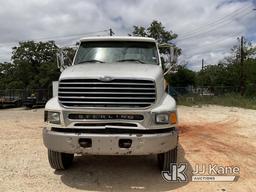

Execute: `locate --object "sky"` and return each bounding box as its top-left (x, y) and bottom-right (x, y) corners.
top-left (0, 0), bottom-right (255, 70)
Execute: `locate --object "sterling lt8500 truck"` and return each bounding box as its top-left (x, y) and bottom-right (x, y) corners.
top-left (43, 36), bottom-right (178, 171)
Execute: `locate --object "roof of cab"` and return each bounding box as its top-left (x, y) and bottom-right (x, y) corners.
top-left (80, 36), bottom-right (156, 43)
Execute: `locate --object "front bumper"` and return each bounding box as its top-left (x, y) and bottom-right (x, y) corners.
top-left (43, 127), bottom-right (178, 155)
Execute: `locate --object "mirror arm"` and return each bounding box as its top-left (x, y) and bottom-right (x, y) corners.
top-left (56, 53), bottom-right (60, 69)
top-left (164, 63), bottom-right (173, 76)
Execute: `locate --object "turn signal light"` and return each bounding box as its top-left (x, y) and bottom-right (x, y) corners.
top-left (169, 112), bottom-right (177, 124)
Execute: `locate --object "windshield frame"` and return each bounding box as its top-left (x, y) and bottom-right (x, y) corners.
top-left (73, 40), bottom-right (160, 65)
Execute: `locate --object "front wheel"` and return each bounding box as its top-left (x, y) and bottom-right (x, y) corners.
top-left (157, 146), bottom-right (178, 171)
top-left (48, 150), bottom-right (74, 170)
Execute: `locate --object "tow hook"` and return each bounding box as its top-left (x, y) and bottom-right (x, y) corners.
top-left (79, 138), bottom-right (92, 148)
top-left (119, 139), bottom-right (132, 148)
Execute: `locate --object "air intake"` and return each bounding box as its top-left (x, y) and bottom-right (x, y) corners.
top-left (58, 78), bottom-right (156, 108)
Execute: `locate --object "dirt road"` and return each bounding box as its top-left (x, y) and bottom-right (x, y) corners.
top-left (0, 105), bottom-right (255, 191)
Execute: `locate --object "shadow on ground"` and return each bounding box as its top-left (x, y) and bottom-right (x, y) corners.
top-left (55, 144), bottom-right (192, 191)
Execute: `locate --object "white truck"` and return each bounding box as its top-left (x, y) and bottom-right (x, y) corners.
top-left (43, 36), bottom-right (178, 171)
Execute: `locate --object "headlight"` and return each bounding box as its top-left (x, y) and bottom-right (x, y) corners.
top-left (155, 112), bottom-right (177, 124)
top-left (155, 113), bottom-right (169, 124)
top-left (45, 111), bottom-right (60, 124)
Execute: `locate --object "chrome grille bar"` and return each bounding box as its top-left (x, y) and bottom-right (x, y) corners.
top-left (58, 79), bottom-right (156, 108)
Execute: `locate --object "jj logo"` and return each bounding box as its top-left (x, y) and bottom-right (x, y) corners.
top-left (162, 163), bottom-right (188, 182)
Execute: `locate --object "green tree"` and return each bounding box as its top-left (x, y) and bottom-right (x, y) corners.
top-left (132, 26), bottom-right (147, 37)
top-left (196, 64), bottom-right (234, 86)
top-left (131, 20), bottom-right (181, 54)
top-left (167, 65), bottom-right (196, 86)
top-left (195, 38), bottom-right (256, 95)
top-left (11, 41), bottom-right (60, 89)
top-left (0, 41), bottom-right (76, 90)
top-left (132, 20), bottom-right (177, 44)
top-left (0, 62), bottom-right (23, 89)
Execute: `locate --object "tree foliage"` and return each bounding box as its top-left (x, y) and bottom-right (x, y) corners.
top-left (0, 25), bottom-right (255, 96)
top-left (11, 41), bottom-right (60, 89)
top-left (0, 41), bottom-right (76, 90)
top-left (195, 38), bottom-right (256, 95)
top-left (132, 20), bottom-right (178, 44)
top-left (131, 20), bottom-right (181, 55)
top-left (166, 65), bottom-right (196, 87)
top-left (0, 62), bottom-right (19, 89)
top-left (165, 38), bottom-right (256, 91)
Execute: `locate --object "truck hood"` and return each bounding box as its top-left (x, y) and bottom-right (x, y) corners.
top-left (60, 63), bottom-right (163, 80)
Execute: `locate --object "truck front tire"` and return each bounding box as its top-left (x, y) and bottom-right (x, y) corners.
top-left (48, 150), bottom-right (74, 170)
top-left (157, 146), bottom-right (178, 171)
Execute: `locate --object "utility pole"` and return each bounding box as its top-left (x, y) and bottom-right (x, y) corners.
top-left (239, 36), bottom-right (245, 96)
top-left (109, 28), bottom-right (114, 36)
top-left (201, 58), bottom-right (204, 70)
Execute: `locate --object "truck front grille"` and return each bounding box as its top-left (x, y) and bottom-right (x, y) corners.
top-left (58, 79), bottom-right (156, 108)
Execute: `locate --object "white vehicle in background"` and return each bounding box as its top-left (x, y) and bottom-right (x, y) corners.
top-left (43, 36), bottom-right (179, 171)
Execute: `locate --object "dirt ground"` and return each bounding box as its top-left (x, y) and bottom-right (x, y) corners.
top-left (0, 105), bottom-right (255, 192)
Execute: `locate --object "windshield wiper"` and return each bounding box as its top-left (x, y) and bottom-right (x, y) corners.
top-left (78, 59), bottom-right (105, 64)
top-left (116, 59), bottom-right (145, 64)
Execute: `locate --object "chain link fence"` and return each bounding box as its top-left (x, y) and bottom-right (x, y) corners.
top-left (168, 85), bottom-right (256, 109)
top-left (0, 89), bottom-right (51, 108)
top-left (1, 85), bottom-right (255, 109)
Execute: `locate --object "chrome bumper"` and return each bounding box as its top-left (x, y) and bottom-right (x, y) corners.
top-left (42, 127), bottom-right (178, 155)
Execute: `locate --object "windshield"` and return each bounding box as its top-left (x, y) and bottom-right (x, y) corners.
top-left (74, 41), bottom-right (159, 65)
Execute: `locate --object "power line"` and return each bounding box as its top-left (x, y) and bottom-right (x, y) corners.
top-left (178, 5), bottom-right (251, 38)
top-left (177, 8), bottom-right (256, 56)
top-left (0, 29), bottom-right (109, 47)
top-left (187, 36), bottom-right (238, 53)
top-left (177, 10), bottom-right (253, 41)
top-left (179, 29), bottom-right (242, 54)
top-left (33, 29), bottom-right (109, 41)
top-left (177, 10), bottom-right (253, 42)
top-left (180, 36), bottom-right (239, 58)
top-left (178, 5), bottom-right (251, 37)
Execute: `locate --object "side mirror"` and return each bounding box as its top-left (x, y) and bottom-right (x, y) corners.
top-left (56, 48), bottom-right (73, 72)
top-left (159, 43), bottom-right (179, 75)
top-left (166, 47), bottom-right (179, 75)
top-left (162, 62), bottom-right (171, 70)
top-left (169, 46), bottom-right (178, 64)
top-left (56, 50), bottom-right (64, 71)
top-left (160, 54), bottom-right (172, 75)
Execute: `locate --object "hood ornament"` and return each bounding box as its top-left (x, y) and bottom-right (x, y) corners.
top-left (99, 76), bottom-right (113, 82)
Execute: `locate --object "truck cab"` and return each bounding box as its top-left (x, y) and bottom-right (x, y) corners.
top-left (43, 36), bottom-right (178, 171)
